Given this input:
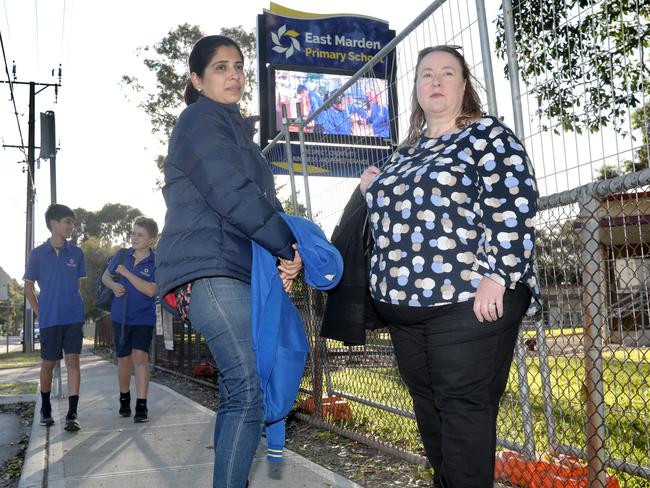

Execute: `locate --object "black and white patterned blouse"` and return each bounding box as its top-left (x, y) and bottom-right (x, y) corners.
top-left (365, 116), bottom-right (541, 316)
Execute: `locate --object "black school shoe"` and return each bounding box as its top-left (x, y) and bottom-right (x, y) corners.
top-left (119, 397), bottom-right (132, 417)
top-left (64, 413), bottom-right (81, 432)
top-left (40, 409), bottom-right (54, 426)
top-left (134, 404), bottom-right (148, 423)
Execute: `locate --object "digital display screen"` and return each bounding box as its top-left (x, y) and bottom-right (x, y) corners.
top-left (273, 69), bottom-right (391, 139)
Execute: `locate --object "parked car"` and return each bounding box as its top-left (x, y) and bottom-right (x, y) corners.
top-left (19, 324), bottom-right (40, 344)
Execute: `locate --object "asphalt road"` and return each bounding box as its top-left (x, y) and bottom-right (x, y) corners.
top-left (0, 335), bottom-right (39, 354)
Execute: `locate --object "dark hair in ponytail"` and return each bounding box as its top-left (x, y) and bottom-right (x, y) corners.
top-left (184, 79), bottom-right (200, 106)
top-left (183, 35), bottom-right (244, 106)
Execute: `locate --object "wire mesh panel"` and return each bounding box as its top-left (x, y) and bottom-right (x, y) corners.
top-left (497, 0), bottom-right (650, 197)
top-left (597, 190), bottom-right (650, 483)
top-left (95, 310), bottom-right (215, 380)
top-left (150, 318), bottom-right (215, 377)
top-left (94, 314), bottom-right (113, 349)
top-left (264, 0), bottom-right (650, 485)
top-left (88, 0), bottom-right (650, 485)
top-left (262, 0), bottom-right (522, 469)
top-left (496, 0), bottom-right (650, 485)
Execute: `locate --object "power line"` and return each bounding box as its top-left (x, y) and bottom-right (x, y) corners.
top-left (2, 0), bottom-right (10, 39)
top-left (34, 0), bottom-right (39, 70)
top-left (0, 28), bottom-right (27, 163)
top-left (60, 0), bottom-right (66, 62)
top-left (62, 0), bottom-right (73, 66)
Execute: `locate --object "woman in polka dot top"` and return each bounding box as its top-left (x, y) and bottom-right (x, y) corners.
top-left (359, 45), bottom-right (541, 487)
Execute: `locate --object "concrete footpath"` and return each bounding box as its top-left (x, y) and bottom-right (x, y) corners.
top-left (12, 350), bottom-right (362, 488)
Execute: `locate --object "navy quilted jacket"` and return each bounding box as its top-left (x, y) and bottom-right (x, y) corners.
top-left (156, 96), bottom-right (295, 297)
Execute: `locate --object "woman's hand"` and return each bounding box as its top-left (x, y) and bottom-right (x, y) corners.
top-left (279, 245), bottom-right (302, 293)
top-left (278, 245), bottom-right (302, 281)
top-left (282, 276), bottom-right (294, 293)
top-left (360, 166), bottom-right (381, 195)
top-left (115, 264), bottom-right (128, 276)
top-left (473, 276), bottom-right (506, 323)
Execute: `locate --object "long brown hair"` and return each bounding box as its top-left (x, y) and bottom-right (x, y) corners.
top-left (403, 46), bottom-right (483, 147)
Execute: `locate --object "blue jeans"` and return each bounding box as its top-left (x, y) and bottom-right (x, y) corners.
top-left (188, 277), bottom-right (263, 488)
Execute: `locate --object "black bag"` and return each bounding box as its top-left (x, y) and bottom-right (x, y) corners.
top-left (321, 187), bottom-right (386, 346)
top-left (95, 249), bottom-right (126, 312)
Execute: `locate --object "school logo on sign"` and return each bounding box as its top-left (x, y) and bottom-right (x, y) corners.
top-left (271, 25), bottom-right (301, 58)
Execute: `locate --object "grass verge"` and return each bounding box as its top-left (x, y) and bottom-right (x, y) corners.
top-left (0, 381), bottom-right (37, 395)
top-left (0, 351), bottom-right (41, 369)
top-left (306, 353), bottom-right (650, 487)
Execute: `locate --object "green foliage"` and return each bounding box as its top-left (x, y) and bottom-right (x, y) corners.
top-left (0, 381), bottom-right (37, 394)
top-left (495, 0), bottom-right (650, 135)
top-left (0, 351), bottom-right (41, 368)
top-left (536, 219), bottom-right (581, 285)
top-left (79, 236), bottom-right (120, 319)
top-left (321, 350), bottom-right (650, 486)
top-left (70, 204), bottom-right (144, 318)
top-left (596, 164), bottom-right (623, 181)
top-left (0, 279), bottom-right (25, 335)
top-left (630, 102), bottom-right (650, 170)
top-left (72, 203), bottom-right (143, 246)
top-left (595, 138), bottom-right (649, 180)
top-left (122, 23), bottom-right (204, 141)
top-left (279, 189), bottom-right (309, 218)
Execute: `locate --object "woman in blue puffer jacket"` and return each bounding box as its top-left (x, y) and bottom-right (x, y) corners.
top-left (156, 35), bottom-right (302, 488)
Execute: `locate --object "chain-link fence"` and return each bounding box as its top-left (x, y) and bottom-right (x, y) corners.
top-left (94, 0), bottom-right (650, 485)
top-left (524, 174), bottom-right (650, 487)
top-left (260, 0), bottom-right (650, 486)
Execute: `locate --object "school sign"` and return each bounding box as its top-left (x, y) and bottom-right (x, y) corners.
top-left (257, 3), bottom-right (397, 173)
top-left (262, 3), bottom-right (393, 73)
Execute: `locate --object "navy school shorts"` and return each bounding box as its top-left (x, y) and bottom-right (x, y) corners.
top-left (112, 322), bottom-right (154, 358)
top-left (40, 324), bottom-right (84, 361)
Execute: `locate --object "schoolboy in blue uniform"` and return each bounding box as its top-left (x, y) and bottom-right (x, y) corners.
top-left (102, 217), bottom-right (157, 423)
top-left (24, 204), bottom-right (86, 431)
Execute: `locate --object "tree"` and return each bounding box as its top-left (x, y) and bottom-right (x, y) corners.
top-left (495, 0), bottom-right (650, 135)
top-left (536, 219), bottom-right (582, 286)
top-left (0, 279), bottom-right (25, 335)
top-left (70, 204), bottom-right (144, 319)
top-left (121, 23), bottom-right (203, 142)
top-left (121, 24), bottom-right (258, 177)
top-left (72, 203), bottom-right (143, 246)
top-left (79, 237), bottom-right (116, 319)
top-left (595, 164), bottom-right (622, 181)
top-left (630, 102), bottom-right (650, 170)
top-left (596, 101), bottom-right (649, 179)
top-left (595, 97), bottom-right (649, 179)
top-left (276, 184), bottom-right (309, 218)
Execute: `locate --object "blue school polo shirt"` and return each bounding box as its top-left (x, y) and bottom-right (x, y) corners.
top-left (23, 240), bottom-right (86, 329)
top-left (108, 248), bottom-right (156, 326)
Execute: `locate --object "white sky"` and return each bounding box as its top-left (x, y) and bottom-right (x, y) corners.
top-left (1, 0), bottom-right (641, 281)
top-left (0, 0), bottom-right (450, 280)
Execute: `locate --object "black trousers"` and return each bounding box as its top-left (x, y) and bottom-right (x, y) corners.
top-left (384, 284), bottom-right (531, 488)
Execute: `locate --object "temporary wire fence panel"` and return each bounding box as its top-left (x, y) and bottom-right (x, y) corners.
top-left (89, 0), bottom-right (650, 485)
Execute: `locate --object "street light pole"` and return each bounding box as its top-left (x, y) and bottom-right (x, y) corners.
top-left (23, 82), bottom-right (36, 354)
top-left (1, 78), bottom-right (61, 355)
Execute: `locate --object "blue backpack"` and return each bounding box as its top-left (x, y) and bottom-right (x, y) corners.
top-left (95, 249), bottom-right (126, 312)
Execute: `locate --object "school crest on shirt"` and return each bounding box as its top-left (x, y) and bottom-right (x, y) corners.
top-left (140, 268), bottom-right (151, 277)
top-left (66, 258), bottom-right (77, 268)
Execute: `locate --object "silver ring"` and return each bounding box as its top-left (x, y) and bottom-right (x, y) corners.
top-left (488, 302), bottom-right (496, 306)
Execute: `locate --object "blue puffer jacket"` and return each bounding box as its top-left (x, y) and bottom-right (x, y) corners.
top-left (156, 96), bottom-right (296, 297)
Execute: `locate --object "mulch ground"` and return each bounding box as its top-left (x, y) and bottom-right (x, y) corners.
top-left (149, 369), bottom-right (434, 487)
